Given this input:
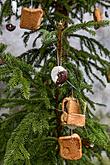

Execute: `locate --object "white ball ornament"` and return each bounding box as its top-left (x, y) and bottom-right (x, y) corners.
top-left (51, 66), bottom-right (68, 85)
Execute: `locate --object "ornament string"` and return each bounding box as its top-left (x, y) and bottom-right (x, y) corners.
top-left (55, 22), bottom-right (64, 137)
top-left (30, 0), bottom-right (33, 8)
top-left (57, 21), bottom-right (64, 66)
top-left (71, 88), bottom-right (74, 98)
top-left (66, 80), bottom-right (76, 90)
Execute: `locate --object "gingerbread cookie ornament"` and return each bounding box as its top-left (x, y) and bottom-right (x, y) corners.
top-left (20, 2), bottom-right (43, 30)
top-left (61, 97), bottom-right (85, 127)
top-left (93, 7), bottom-right (103, 22)
top-left (58, 134), bottom-right (82, 160)
top-left (93, 7), bottom-right (103, 29)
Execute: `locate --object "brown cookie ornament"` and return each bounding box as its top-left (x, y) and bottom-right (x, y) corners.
top-left (61, 97), bottom-right (85, 128)
top-left (93, 7), bottom-right (103, 29)
top-left (58, 134), bottom-right (82, 160)
top-left (93, 7), bottom-right (103, 22)
top-left (20, 7), bottom-right (43, 30)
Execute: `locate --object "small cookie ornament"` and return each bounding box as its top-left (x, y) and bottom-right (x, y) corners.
top-left (93, 7), bottom-right (103, 29)
top-left (58, 134), bottom-right (82, 160)
top-left (51, 66), bottom-right (68, 85)
top-left (93, 7), bottom-right (103, 22)
top-left (20, 7), bottom-right (43, 30)
top-left (61, 97), bottom-right (85, 127)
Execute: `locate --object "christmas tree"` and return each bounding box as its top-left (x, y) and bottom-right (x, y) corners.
top-left (0, 0), bottom-right (110, 164)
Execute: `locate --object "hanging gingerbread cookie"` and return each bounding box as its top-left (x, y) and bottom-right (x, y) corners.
top-left (20, 1), bottom-right (43, 30)
top-left (58, 134), bottom-right (82, 160)
top-left (61, 97), bottom-right (85, 128)
top-left (93, 6), bottom-right (103, 29)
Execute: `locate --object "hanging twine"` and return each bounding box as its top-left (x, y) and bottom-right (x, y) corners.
top-left (30, 0), bottom-right (33, 8)
top-left (57, 21), bottom-right (64, 66)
